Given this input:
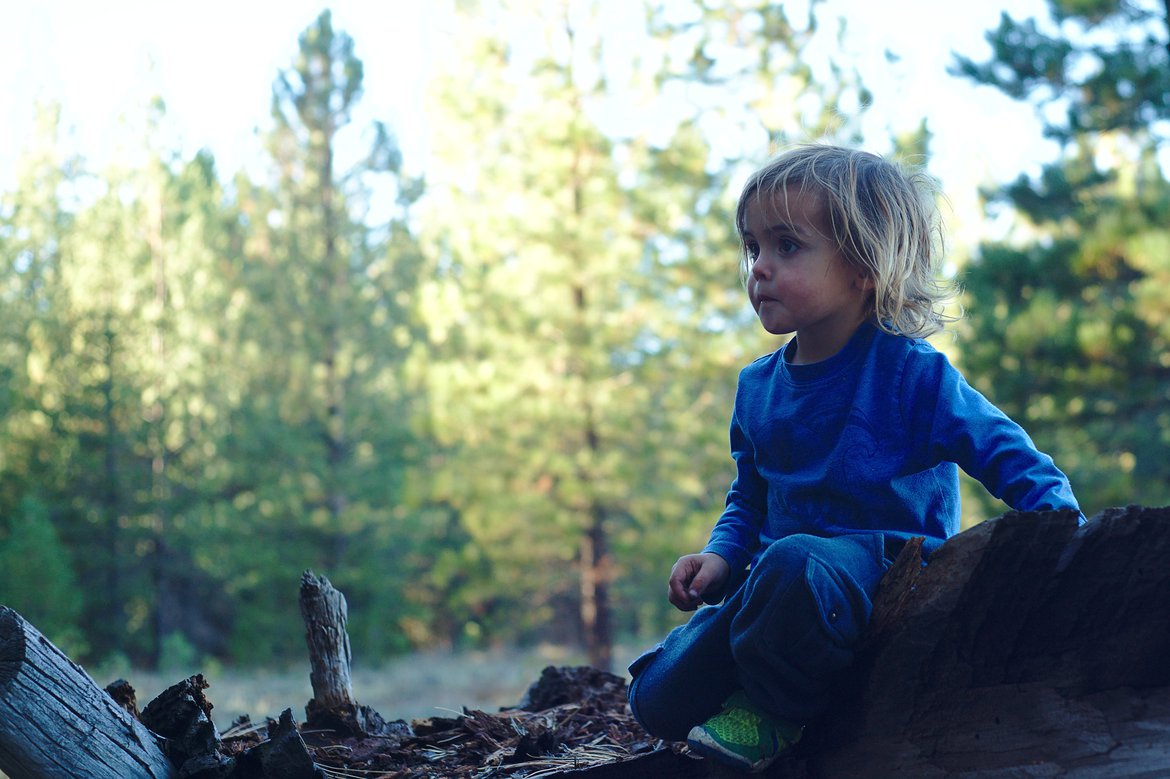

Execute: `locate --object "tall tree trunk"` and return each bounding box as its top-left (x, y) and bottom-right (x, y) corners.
top-left (147, 171), bottom-right (172, 667)
top-left (100, 322), bottom-right (122, 656)
top-left (566, 54), bottom-right (613, 665)
top-left (580, 503), bottom-right (613, 671)
top-left (571, 284), bottom-right (612, 671)
top-left (321, 116), bottom-right (350, 572)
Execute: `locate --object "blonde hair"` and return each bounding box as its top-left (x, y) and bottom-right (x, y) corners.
top-left (735, 144), bottom-right (956, 339)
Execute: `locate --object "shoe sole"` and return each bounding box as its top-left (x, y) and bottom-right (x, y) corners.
top-left (686, 729), bottom-right (776, 773)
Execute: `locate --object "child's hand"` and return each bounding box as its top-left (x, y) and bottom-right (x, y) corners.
top-left (668, 552), bottom-right (731, 611)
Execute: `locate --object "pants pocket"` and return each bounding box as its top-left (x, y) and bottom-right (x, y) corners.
top-left (803, 552), bottom-right (872, 647)
top-left (748, 552), bottom-right (873, 685)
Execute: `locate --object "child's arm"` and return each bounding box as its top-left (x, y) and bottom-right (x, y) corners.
top-left (701, 406), bottom-right (768, 575)
top-left (908, 348), bottom-right (1082, 517)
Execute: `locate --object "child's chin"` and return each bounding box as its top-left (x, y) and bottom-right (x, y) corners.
top-left (757, 319), bottom-right (795, 336)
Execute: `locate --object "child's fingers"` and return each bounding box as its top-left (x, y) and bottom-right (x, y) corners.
top-left (689, 556), bottom-right (729, 604)
top-left (688, 567), bottom-right (712, 600)
top-left (667, 582), bottom-right (697, 610)
top-left (667, 556), bottom-right (702, 610)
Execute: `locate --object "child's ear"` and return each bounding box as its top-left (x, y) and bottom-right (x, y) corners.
top-left (855, 271), bottom-right (875, 292)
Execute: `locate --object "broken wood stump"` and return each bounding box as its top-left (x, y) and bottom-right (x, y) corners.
top-left (298, 569), bottom-right (397, 738)
top-left (139, 674), bottom-right (227, 777)
top-left (0, 605), bottom-right (176, 779)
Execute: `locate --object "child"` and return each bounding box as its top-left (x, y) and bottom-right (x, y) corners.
top-left (626, 144), bottom-right (1082, 773)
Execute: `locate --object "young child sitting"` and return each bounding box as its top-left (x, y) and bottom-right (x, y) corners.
top-left (627, 144), bottom-right (1082, 773)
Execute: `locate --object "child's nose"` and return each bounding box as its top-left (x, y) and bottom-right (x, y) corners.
top-left (751, 257), bottom-right (772, 279)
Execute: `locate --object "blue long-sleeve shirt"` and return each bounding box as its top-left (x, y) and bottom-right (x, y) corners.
top-left (703, 323), bottom-right (1081, 572)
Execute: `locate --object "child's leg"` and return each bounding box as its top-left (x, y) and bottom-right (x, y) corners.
top-left (729, 533), bottom-right (888, 723)
top-left (627, 601), bottom-right (739, 741)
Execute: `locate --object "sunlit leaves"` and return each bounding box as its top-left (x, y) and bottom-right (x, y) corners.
top-left (956, 0), bottom-right (1170, 512)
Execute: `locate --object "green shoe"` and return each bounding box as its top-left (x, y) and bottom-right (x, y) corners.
top-left (686, 690), bottom-right (802, 773)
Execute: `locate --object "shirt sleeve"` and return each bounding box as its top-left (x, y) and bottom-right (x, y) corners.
top-left (904, 346), bottom-right (1084, 520)
top-left (702, 401), bottom-right (767, 573)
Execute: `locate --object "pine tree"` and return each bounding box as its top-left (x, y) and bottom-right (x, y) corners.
top-left (225, 10), bottom-right (427, 660)
top-left (419, 0), bottom-right (872, 667)
top-left (953, 0), bottom-right (1170, 511)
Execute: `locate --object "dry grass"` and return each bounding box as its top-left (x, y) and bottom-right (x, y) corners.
top-left (108, 644), bottom-right (642, 727)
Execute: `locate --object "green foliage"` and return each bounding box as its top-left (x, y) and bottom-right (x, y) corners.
top-left (414, 0), bottom-right (877, 667)
top-left (2, 2), bottom-right (1046, 672)
top-left (954, 0), bottom-right (1170, 513)
top-left (952, 1), bottom-right (1169, 142)
top-left (158, 631), bottom-right (201, 674)
top-left (0, 497), bottom-right (84, 655)
top-left (211, 9), bottom-right (431, 663)
top-left (0, 12), bottom-right (429, 667)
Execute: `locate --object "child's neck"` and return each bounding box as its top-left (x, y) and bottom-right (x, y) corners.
top-left (788, 316), bottom-right (871, 366)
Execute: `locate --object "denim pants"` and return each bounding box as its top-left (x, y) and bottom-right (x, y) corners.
top-left (627, 533), bottom-right (891, 741)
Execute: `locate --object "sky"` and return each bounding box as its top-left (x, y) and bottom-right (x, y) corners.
top-left (0, 0), bottom-right (1057, 241)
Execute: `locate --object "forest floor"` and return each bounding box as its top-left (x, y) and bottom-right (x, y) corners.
top-left (113, 644), bottom-right (643, 726)
top-left (210, 664), bottom-right (678, 778)
top-left (99, 645), bottom-right (685, 779)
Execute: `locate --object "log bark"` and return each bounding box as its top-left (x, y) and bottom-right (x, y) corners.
top-left (0, 606), bottom-right (176, 779)
top-left (139, 674), bottom-right (226, 776)
top-left (770, 506), bottom-right (1170, 778)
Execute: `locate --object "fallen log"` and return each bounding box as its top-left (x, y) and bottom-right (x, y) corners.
top-left (768, 505), bottom-right (1170, 778)
top-left (0, 606), bottom-right (175, 779)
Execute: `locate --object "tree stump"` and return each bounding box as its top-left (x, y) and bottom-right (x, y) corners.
top-left (0, 606), bottom-right (176, 779)
top-left (300, 570), bottom-right (355, 712)
top-left (299, 570), bottom-right (396, 737)
top-left (139, 674), bottom-right (227, 776)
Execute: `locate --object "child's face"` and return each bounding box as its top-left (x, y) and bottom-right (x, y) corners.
top-left (741, 187), bottom-right (873, 363)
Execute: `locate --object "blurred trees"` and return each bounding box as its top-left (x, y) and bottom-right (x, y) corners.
top-left (9, 0), bottom-right (1152, 674)
top-left (0, 11), bottom-right (429, 666)
top-left (221, 10), bottom-right (429, 662)
top-left (0, 99), bottom-right (246, 662)
top-left (417, 0), bottom-right (870, 669)
top-left (953, 0), bottom-right (1170, 511)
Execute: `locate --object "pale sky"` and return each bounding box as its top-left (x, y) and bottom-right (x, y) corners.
top-left (0, 0), bottom-right (1056, 239)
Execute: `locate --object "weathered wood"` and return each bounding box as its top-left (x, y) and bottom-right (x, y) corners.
top-left (299, 569), bottom-right (395, 737)
top-left (0, 605), bottom-right (176, 779)
top-left (772, 506), bottom-right (1170, 778)
top-left (299, 570), bottom-right (354, 711)
top-left (139, 674), bottom-right (225, 776)
top-left (254, 708), bottom-right (326, 779)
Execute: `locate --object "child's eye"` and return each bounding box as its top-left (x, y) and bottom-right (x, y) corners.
top-left (778, 238), bottom-right (800, 254)
top-left (745, 241), bottom-right (760, 261)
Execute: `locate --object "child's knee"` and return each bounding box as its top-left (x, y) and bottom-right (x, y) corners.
top-left (733, 548), bottom-right (873, 682)
top-left (749, 536), bottom-right (812, 588)
top-left (627, 648), bottom-right (668, 738)
top-left (627, 665), bottom-right (691, 741)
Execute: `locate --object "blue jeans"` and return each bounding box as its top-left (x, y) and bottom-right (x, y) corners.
top-left (627, 533), bottom-right (891, 740)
